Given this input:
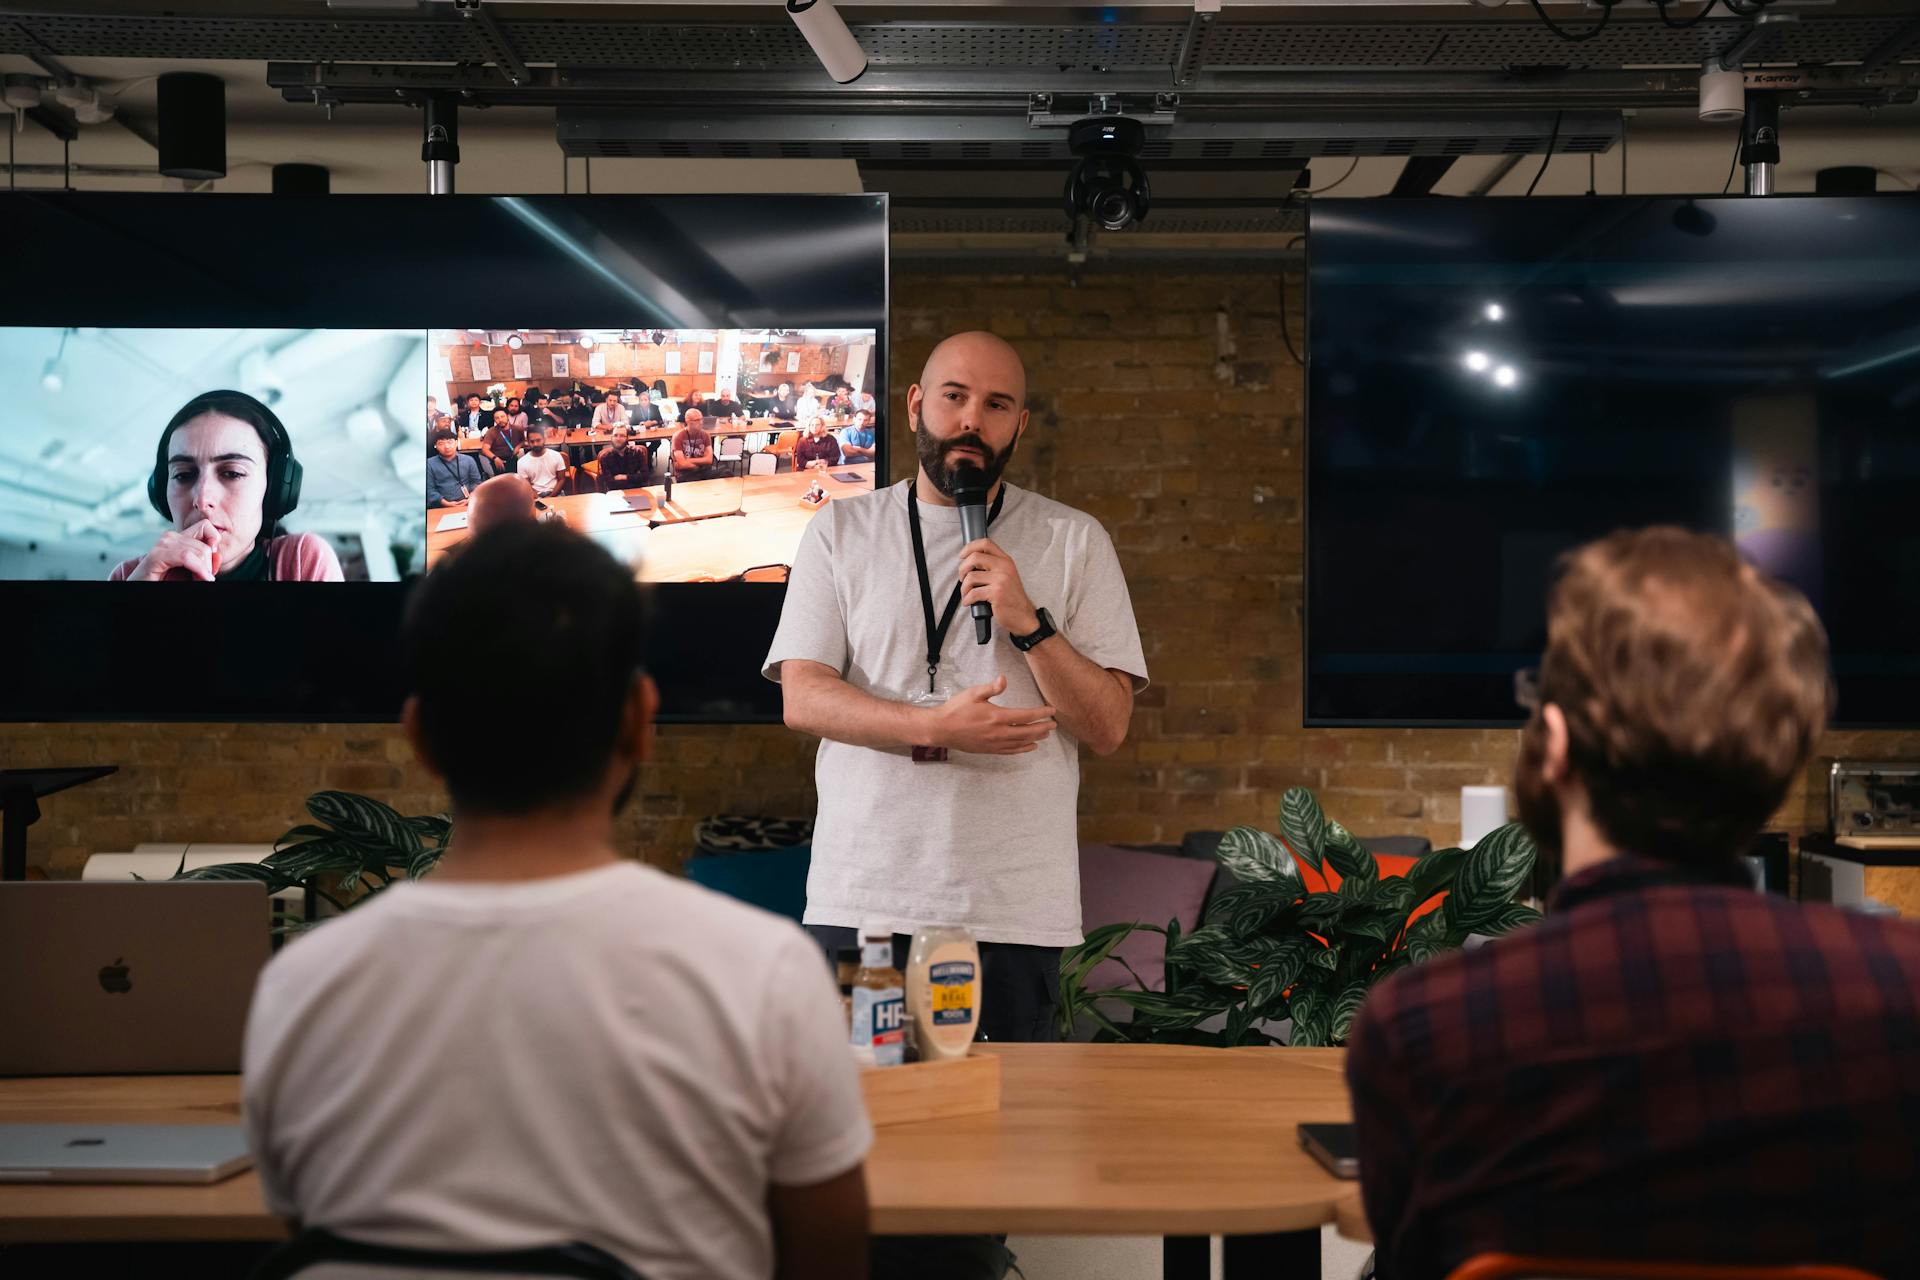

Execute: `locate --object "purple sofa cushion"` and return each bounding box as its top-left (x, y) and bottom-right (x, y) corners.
top-left (1078, 844), bottom-right (1218, 992)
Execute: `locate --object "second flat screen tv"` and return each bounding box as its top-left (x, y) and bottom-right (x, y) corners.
top-left (0, 192), bottom-right (890, 722)
top-left (1308, 194), bottom-right (1920, 728)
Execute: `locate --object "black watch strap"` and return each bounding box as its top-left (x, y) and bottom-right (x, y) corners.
top-left (1012, 608), bottom-right (1057, 652)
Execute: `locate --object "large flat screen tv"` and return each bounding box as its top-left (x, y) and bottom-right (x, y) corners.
top-left (1307, 194), bottom-right (1920, 728)
top-left (0, 193), bottom-right (889, 723)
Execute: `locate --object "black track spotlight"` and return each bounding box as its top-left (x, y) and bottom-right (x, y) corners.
top-left (157, 72), bottom-right (226, 181)
top-left (1063, 117), bottom-right (1151, 233)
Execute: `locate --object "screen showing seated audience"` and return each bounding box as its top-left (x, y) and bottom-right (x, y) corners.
top-left (426, 327), bottom-right (880, 583)
top-left (0, 192), bottom-right (888, 721)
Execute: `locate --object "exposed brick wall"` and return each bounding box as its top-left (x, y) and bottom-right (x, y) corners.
top-left (9, 267), bottom-right (1919, 877)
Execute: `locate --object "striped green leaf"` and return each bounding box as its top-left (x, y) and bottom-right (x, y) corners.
top-left (1215, 826), bottom-right (1303, 889)
top-left (1323, 819), bottom-right (1376, 884)
top-left (303, 791), bottom-right (421, 859)
top-left (1202, 882), bottom-right (1299, 935)
top-left (1277, 787), bottom-right (1325, 872)
top-left (1329, 978), bottom-right (1372, 1044)
top-left (1449, 822), bottom-right (1537, 932)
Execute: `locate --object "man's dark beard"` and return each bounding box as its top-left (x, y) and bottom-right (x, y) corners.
top-left (1513, 713), bottom-right (1565, 888)
top-left (915, 426), bottom-right (1014, 499)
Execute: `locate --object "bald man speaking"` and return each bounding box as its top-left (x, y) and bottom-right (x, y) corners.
top-left (766, 331), bottom-right (1147, 1043)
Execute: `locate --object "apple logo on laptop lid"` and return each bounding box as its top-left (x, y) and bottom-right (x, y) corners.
top-left (98, 957), bottom-right (131, 994)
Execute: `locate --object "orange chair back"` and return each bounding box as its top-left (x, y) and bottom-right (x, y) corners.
top-left (1447, 1256), bottom-right (1884, 1280)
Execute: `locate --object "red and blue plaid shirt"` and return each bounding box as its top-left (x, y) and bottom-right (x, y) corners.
top-left (1347, 855), bottom-right (1920, 1280)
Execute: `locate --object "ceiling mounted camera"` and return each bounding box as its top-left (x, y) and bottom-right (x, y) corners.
top-left (1063, 116), bottom-right (1151, 234)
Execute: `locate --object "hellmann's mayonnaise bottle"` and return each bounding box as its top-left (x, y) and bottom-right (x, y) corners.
top-left (906, 926), bottom-right (982, 1062)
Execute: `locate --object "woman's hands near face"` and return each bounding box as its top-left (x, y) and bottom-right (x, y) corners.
top-left (128, 519), bottom-right (222, 581)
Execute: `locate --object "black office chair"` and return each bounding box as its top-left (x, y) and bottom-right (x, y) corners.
top-left (248, 1228), bottom-right (645, 1280)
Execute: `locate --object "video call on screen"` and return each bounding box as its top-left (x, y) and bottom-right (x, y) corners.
top-left (1, 326), bottom-right (879, 586)
top-left (0, 193), bottom-right (889, 721)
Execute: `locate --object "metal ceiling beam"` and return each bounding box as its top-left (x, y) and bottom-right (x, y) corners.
top-left (453, 0), bottom-right (533, 86)
top-left (14, 6), bottom-right (1920, 75)
top-left (267, 61), bottom-right (1920, 111)
top-left (1174, 0), bottom-right (1221, 87)
top-left (1859, 13), bottom-right (1920, 74)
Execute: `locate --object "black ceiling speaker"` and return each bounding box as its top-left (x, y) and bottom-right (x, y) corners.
top-left (157, 72), bottom-right (226, 181)
top-left (272, 163), bottom-right (330, 195)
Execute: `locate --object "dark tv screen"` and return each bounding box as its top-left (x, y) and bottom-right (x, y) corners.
top-left (1307, 194), bottom-right (1920, 727)
top-left (0, 192), bottom-right (889, 723)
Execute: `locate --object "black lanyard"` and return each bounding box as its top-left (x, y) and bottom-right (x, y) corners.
top-left (908, 483), bottom-right (1007, 693)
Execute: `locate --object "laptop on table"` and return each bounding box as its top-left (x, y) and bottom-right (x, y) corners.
top-left (0, 880), bottom-right (271, 1075)
top-left (0, 1122), bottom-right (252, 1184)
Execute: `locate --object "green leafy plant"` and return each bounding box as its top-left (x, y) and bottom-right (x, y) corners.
top-left (176, 791), bottom-right (450, 931)
top-left (1057, 786), bottom-right (1541, 1046)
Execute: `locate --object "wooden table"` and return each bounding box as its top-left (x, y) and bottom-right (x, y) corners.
top-left (0, 1044), bottom-right (1355, 1279)
top-left (0, 1043), bottom-right (1351, 1274)
top-left (425, 462), bottom-right (875, 581)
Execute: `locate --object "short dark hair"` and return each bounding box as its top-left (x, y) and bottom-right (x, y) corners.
top-left (430, 428), bottom-right (456, 445)
top-left (404, 522), bottom-right (650, 816)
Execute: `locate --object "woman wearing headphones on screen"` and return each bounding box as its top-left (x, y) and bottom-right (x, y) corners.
top-left (109, 390), bottom-right (345, 582)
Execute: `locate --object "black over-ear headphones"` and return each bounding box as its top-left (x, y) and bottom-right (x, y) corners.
top-left (148, 390), bottom-right (304, 527)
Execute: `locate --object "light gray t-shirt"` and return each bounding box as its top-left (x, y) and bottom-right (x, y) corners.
top-left (243, 863), bottom-right (870, 1280)
top-left (763, 479), bottom-right (1148, 945)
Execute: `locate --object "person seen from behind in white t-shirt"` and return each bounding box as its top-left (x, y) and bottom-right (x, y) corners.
top-left (242, 520), bottom-right (871, 1280)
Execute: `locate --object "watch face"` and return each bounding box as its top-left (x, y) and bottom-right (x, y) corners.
top-left (1016, 609), bottom-right (1054, 649)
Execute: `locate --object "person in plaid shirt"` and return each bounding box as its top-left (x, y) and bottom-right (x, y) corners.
top-left (1348, 526), bottom-right (1920, 1280)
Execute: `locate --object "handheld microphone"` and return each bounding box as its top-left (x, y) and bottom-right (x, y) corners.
top-left (952, 462), bottom-right (993, 645)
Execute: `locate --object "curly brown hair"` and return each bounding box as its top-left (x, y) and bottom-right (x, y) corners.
top-left (1521, 526), bottom-right (1832, 866)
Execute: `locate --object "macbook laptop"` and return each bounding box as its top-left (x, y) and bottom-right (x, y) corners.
top-left (0, 1123), bottom-right (252, 1184)
top-left (0, 881), bottom-right (271, 1075)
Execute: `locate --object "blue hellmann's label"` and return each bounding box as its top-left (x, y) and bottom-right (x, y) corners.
top-left (929, 960), bottom-right (976, 1027)
top-left (852, 985), bottom-right (906, 1066)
